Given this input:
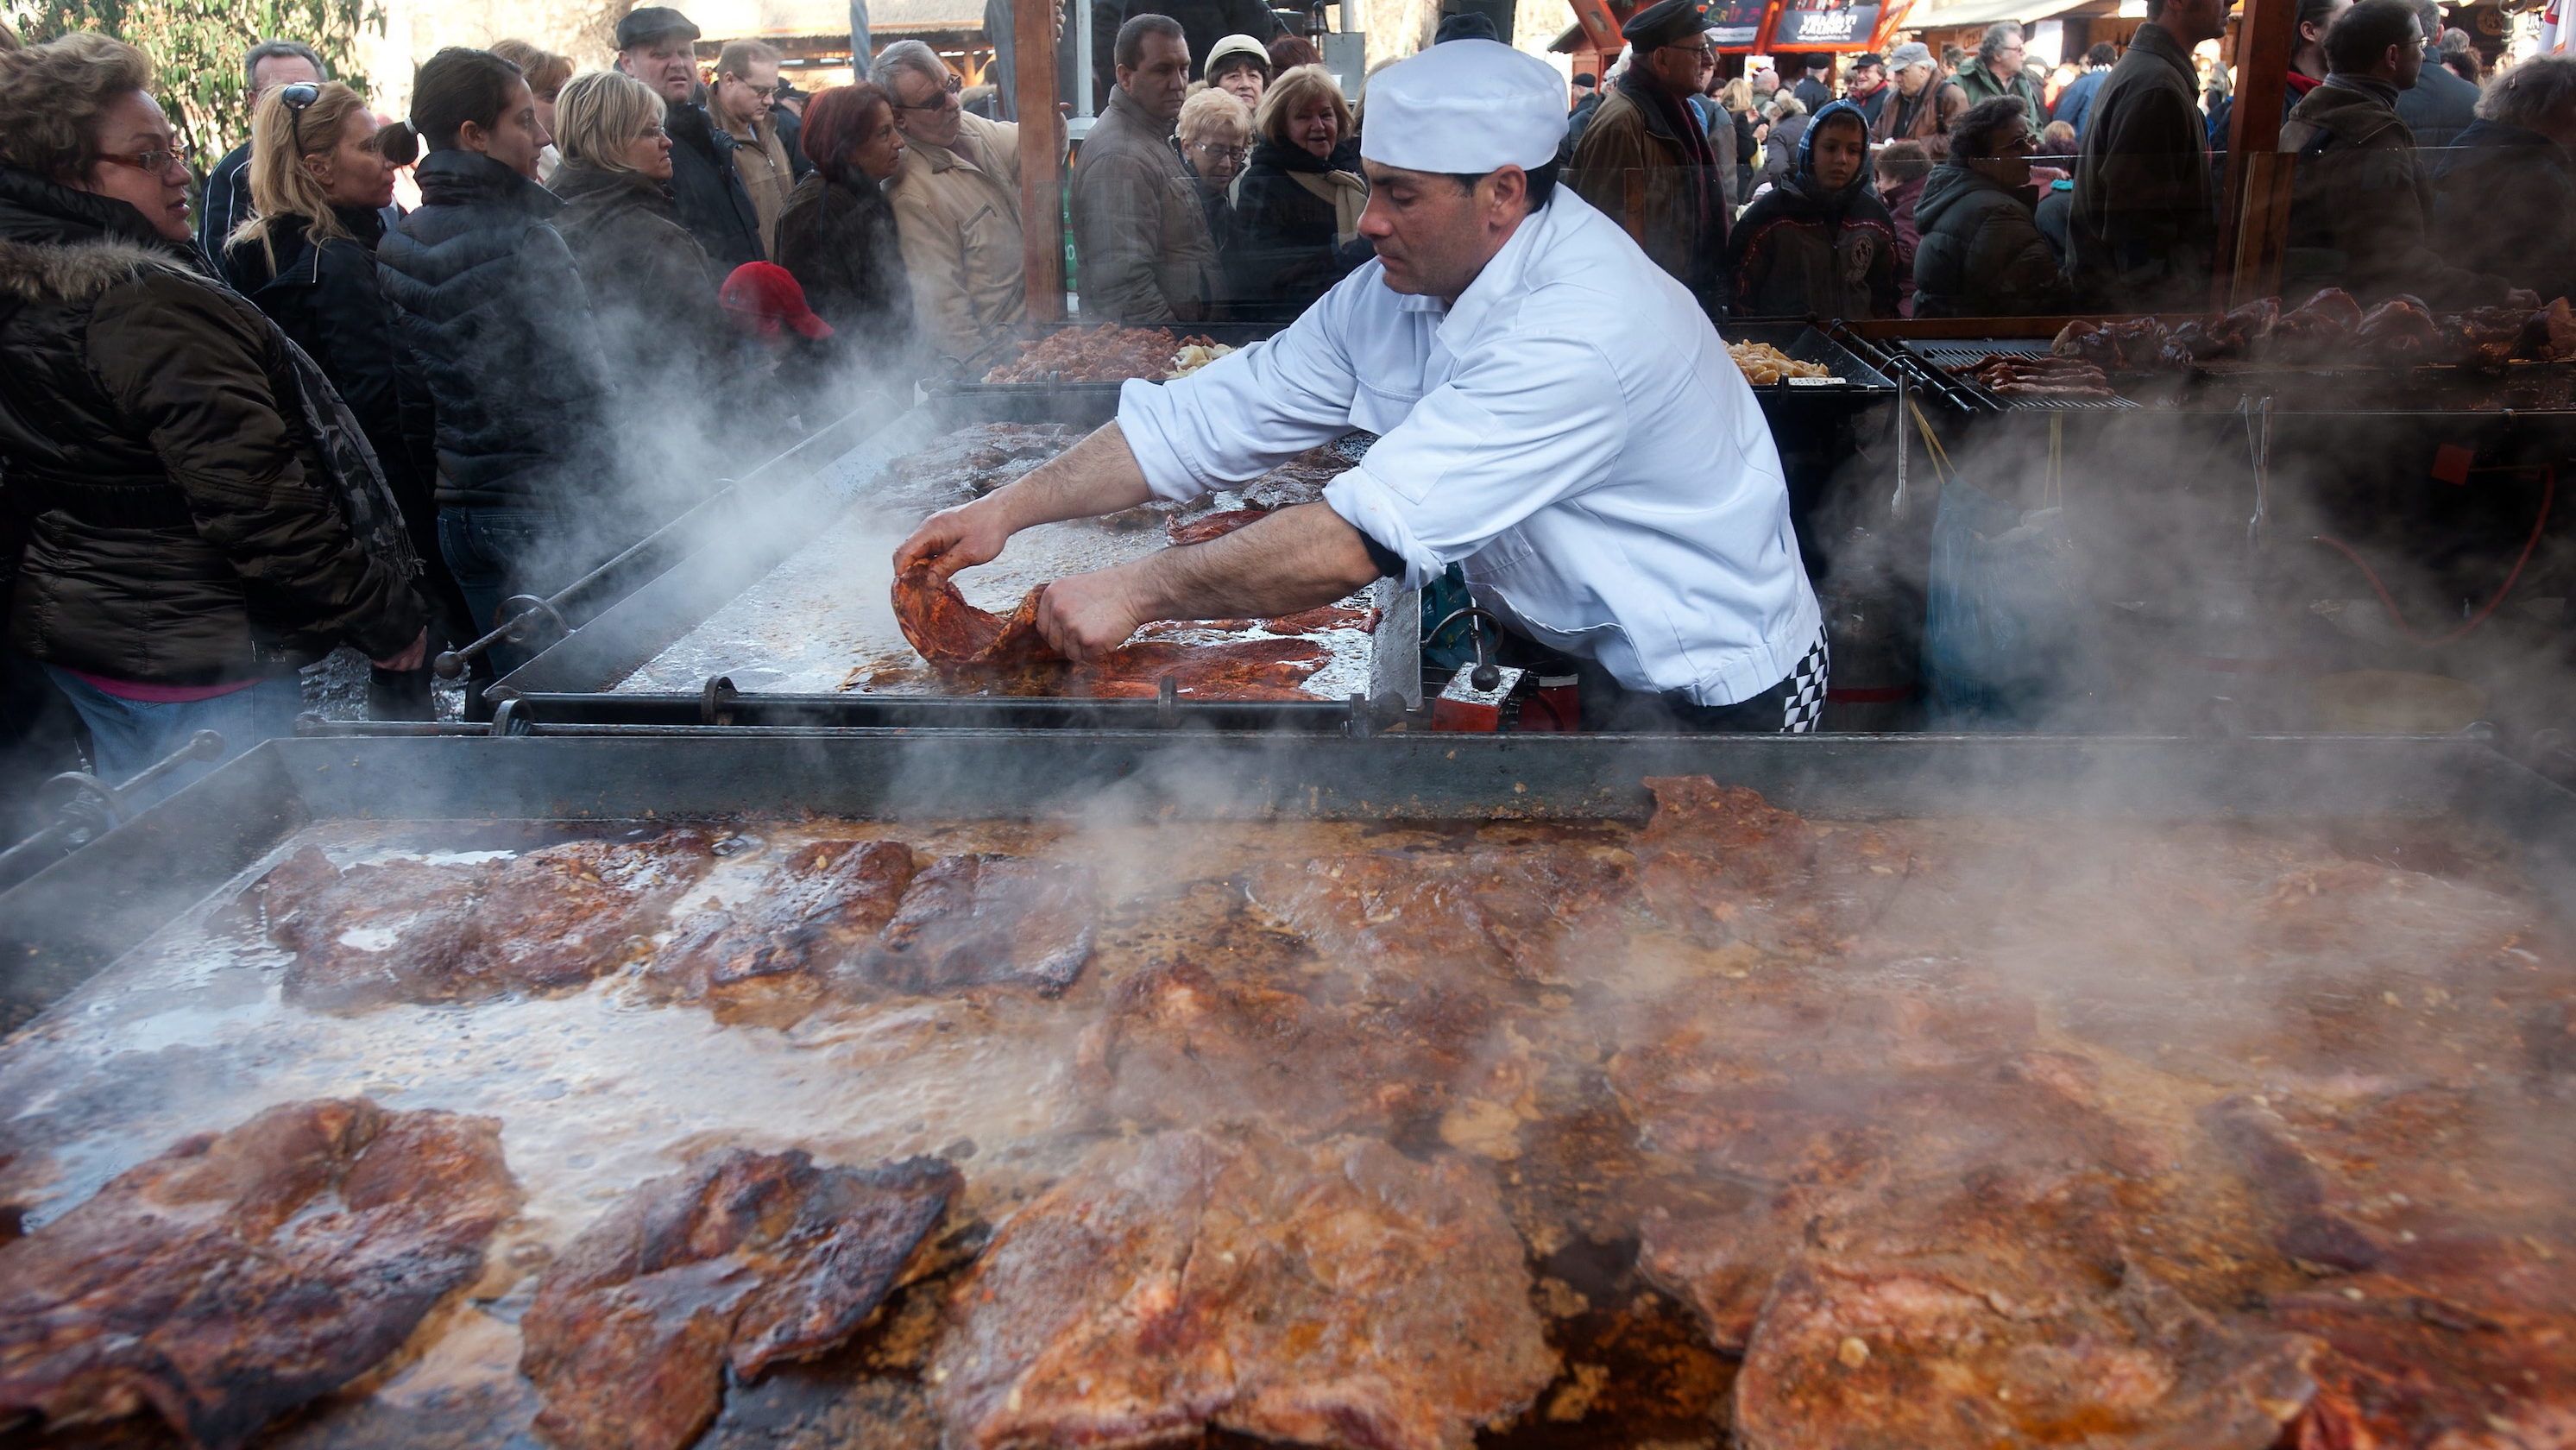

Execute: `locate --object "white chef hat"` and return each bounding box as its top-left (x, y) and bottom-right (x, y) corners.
top-left (1358, 39), bottom-right (1567, 174)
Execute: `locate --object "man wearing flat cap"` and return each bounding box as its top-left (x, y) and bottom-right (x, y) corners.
top-left (898, 41), bottom-right (1827, 733)
top-left (1568, 0), bottom-right (1729, 309)
top-left (616, 6), bottom-right (766, 268)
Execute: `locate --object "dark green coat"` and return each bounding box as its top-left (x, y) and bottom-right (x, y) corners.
top-left (2066, 22), bottom-right (2215, 312)
top-left (2278, 79), bottom-right (2510, 308)
top-left (0, 167), bottom-right (424, 685)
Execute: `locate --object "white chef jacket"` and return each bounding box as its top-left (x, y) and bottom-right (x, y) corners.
top-left (1115, 188), bottom-right (1820, 707)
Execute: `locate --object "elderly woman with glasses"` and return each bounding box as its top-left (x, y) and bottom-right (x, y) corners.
top-left (218, 79), bottom-right (472, 719)
top-left (1173, 86), bottom-right (1250, 272)
top-left (0, 34), bottom-right (427, 804)
top-left (1225, 63), bottom-right (1368, 317)
top-left (1909, 97), bottom-right (2074, 317)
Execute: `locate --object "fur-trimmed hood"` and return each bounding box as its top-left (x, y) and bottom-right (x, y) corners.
top-left (0, 163), bottom-right (207, 306)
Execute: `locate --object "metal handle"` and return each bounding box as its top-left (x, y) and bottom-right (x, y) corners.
top-left (0, 729), bottom-right (226, 890)
top-left (1429, 607), bottom-right (1504, 692)
top-left (435, 593), bottom-right (572, 679)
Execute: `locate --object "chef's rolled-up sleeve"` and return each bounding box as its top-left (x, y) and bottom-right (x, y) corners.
top-left (1322, 334), bottom-right (1627, 590)
top-left (1115, 295), bottom-right (1364, 504)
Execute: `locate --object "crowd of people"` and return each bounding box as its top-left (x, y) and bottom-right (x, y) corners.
top-left (0, 0), bottom-right (2570, 809)
top-left (1559, 0), bottom-right (2573, 323)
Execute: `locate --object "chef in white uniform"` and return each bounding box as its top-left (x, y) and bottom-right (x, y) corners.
top-left (896, 39), bottom-right (1828, 731)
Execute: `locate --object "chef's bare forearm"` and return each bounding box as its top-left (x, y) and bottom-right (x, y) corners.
top-left (980, 422), bottom-right (1156, 533)
top-left (1124, 503), bottom-right (1385, 621)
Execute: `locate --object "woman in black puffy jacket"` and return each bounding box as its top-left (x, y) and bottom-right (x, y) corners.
top-left (774, 80), bottom-right (916, 359)
top-left (375, 47), bottom-right (618, 678)
top-left (221, 79), bottom-right (471, 718)
top-left (0, 34), bottom-right (425, 804)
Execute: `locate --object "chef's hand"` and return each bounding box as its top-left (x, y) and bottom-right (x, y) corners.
top-left (372, 628), bottom-right (428, 672)
top-left (1035, 567), bottom-right (1146, 661)
top-left (895, 499), bottom-right (1012, 578)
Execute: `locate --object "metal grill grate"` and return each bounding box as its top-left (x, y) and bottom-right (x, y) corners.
top-left (1900, 340), bottom-right (2143, 411)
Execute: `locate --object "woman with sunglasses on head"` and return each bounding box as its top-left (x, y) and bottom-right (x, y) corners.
top-left (219, 79), bottom-right (471, 719)
top-left (0, 35), bottom-right (427, 807)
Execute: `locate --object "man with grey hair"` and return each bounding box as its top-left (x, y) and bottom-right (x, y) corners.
top-left (873, 39), bottom-right (1028, 355)
top-left (196, 37), bottom-right (324, 258)
top-left (2431, 53), bottom-right (2576, 300)
top-left (1956, 22), bottom-right (2044, 110)
top-left (1070, 14), bottom-right (1219, 323)
top-left (2393, 0), bottom-right (2478, 147)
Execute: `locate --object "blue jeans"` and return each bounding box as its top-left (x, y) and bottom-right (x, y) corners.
top-left (438, 508), bottom-right (555, 678)
top-left (41, 666), bottom-right (304, 816)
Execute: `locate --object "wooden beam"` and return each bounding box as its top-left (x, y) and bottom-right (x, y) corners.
top-left (2216, 0), bottom-right (2296, 306)
top-left (1014, 0), bottom-right (1066, 322)
top-left (1567, 0), bottom-right (1626, 56)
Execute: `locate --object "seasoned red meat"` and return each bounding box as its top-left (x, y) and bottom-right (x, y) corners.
top-left (1735, 1259), bottom-right (2318, 1450)
top-left (267, 831), bottom-right (719, 1011)
top-left (1633, 777), bottom-right (1916, 955)
top-left (1247, 840), bottom-right (1634, 985)
top-left (891, 565), bottom-right (1058, 675)
top-left (1166, 507), bottom-right (1270, 545)
top-left (0, 1100), bottom-right (520, 1450)
top-left (980, 325), bottom-right (1206, 383)
top-left (521, 1149), bottom-right (959, 1450)
top-left (930, 1130), bottom-right (1557, 1450)
top-left (845, 853), bottom-right (1096, 998)
top-left (1262, 602), bottom-right (1377, 634)
top-left (647, 840), bottom-right (920, 1024)
top-left (1068, 637), bottom-right (1327, 701)
top-left (2270, 1264), bottom-right (2576, 1450)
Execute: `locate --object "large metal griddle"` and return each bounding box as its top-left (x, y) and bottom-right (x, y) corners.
top-left (5, 730), bottom-right (2571, 1031)
top-left (492, 394), bottom-right (1422, 727)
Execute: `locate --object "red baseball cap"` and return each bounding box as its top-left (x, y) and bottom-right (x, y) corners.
top-left (720, 262), bottom-right (834, 341)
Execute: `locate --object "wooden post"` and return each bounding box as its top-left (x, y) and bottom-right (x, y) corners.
top-left (1015, 0), bottom-right (1067, 322)
top-left (2215, 0), bottom-right (2296, 306)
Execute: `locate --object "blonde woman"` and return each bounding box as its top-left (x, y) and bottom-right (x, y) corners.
top-left (217, 78), bottom-right (464, 716)
top-left (1175, 85), bottom-right (1250, 269)
top-left (547, 69), bottom-right (743, 404)
top-left (1229, 64), bottom-right (1367, 315)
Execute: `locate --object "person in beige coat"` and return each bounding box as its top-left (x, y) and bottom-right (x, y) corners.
top-left (871, 39), bottom-right (1026, 358)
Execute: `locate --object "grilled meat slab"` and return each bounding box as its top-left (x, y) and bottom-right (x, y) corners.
top-left (931, 1130), bottom-right (1558, 1450)
top-left (1247, 842), bottom-right (1634, 986)
top-left (1735, 1258), bottom-right (2318, 1450)
top-left (1634, 777), bottom-right (1916, 955)
top-left (891, 566), bottom-right (1059, 677)
top-left (261, 831), bottom-right (719, 1011)
top-left (648, 840), bottom-right (920, 1024)
top-left (520, 1149), bottom-right (959, 1450)
top-left (0, 1100), bottom-right (519, 1450)
top-left (846, 853), bottom-right (1097, 998)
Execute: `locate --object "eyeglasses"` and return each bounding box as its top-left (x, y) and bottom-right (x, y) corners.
top-left (1660, 41), bottom-right (1717, 58)
top-left (91, 145), bottom-right (189, 178)
top-left (892, 73), bottom-right (963, 112)
top-left (275, 81), bottom-right (323, 156)
top-left (633, 123), bottom-right (671, 142)
top-left (1182, 139), bottom-right (1249, 164)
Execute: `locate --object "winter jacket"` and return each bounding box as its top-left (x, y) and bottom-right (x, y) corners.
top-left (1850, 85), bottom-right (1890, 129)
top-left (2429, 120), bottom-right (2576, 304)
top-left (2208, 71), bottom-right (2319, 161)
top-left (2278, 77), bottom-right (2511, 309)
top-left (722, 113), bottom-right (798, 258)
top-left (1089, 0), bottom-right (1279, 101)
top-left (1880, 169), bottom-right (1927, 311)
top-left (2395, 60), bottom-right (2480, 151)
top-left (221, 207), bottom-right (438, 520)
top-left (0, 167), bottom-right (423, 684)
top-left (1956, 60), bottom-right (2046, 113)
top-left (1725, 105), bottom-right (1900, 320)
top-left (776, 168), bottom-right (918, 353)
top-left (1570, 79), bottom-right (1729, 308)
top-left (197, 140), bottom-right (254, 262)
top-left (2051, 66), bottom-right (2110, 133)
top-left (376, 149), bottom-right (617, 511)
top-left (885, 112), bottom-right (1026, 358)
top-left (1227, 137), bottom-right (1370, 317)
top-left (1909, 160), bottom-right (2075, 317)
top-left (551, 162), bottom-right (736, 368)
top-left (1791, 76), bottom-right (1836, 114)
top-left (1871, 79), bottom-right (1967, 151)
top-left (1071, 85), bottom-right (1220, 325)
top-left (772, 105), bottom-right (818, 182)
top-left (664, 97), bottom-right (766, 270)
top-left (2067, 22), bottom-right (2215, 312)
top-left (1762, 111), bottom-right (1809, 189)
